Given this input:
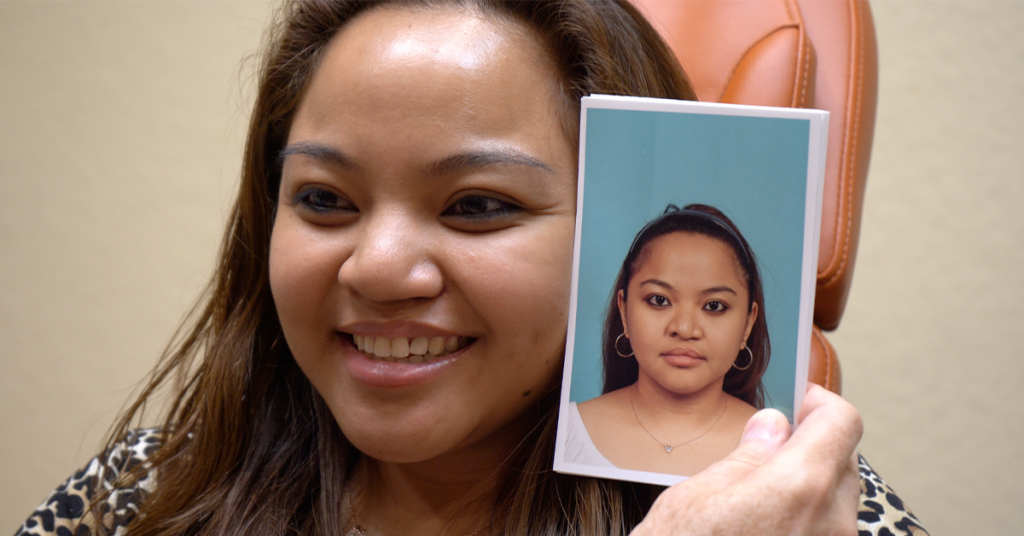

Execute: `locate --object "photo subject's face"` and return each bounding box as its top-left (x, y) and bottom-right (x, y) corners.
top-left (268, 7), bottom-right (577, 463)
top-left (620, 232), bottom-right (756, 398)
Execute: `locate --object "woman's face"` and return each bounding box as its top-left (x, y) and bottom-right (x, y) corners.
top-left (618, 232), bottom-right (757, 398)
top-left (269, 6), bottom-right (577, 464)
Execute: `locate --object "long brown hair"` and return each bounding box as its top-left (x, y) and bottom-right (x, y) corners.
top-left (93, 1), bottom-right (696, 535)
top-left (601, 204), bottom-right (771, 408)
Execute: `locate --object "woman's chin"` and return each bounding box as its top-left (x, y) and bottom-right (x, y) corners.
top-left (340, 420), bottom-right (467, 464)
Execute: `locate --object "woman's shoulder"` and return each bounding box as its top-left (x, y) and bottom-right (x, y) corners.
top-left (576, 386), bottom-right (631, 418)
top-left (13, 428), bottom-right (163, 536)
top-left (562, 402), bottom-right (616, 468)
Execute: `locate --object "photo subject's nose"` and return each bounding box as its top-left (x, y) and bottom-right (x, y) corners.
top-left (668, 309), bottom-right (701, 340)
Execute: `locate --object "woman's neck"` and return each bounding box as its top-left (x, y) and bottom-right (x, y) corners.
top-left (631, 375), bottom-right (730, 425)
top-left (625, 379), bottom-right (732, 454)
top-left (349, 462), bottom-right (495, 535)
top-left (346, 412), bottom-right (536, 536)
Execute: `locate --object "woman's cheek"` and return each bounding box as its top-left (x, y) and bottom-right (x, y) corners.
top-left (269, 214), bottom-right (339, 346)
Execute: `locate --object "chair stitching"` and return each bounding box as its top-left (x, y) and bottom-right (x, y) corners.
top-left (792, 32), bottom-right (807, 107)
top-left (798, 34), bottom-right (811, 107)
top-left (789, 0), bottom-right (810, 108)
top-left (821, 0), bottom-right (862, 288)
top-left (781, 0), bottom-right (807, 109)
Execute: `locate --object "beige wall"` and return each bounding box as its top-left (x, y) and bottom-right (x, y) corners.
top-left (0, 0), bottom-right (269, 527)
top-left (2, 1), bottom-right (1021, 533)
top-left (833, 1), bottom-right (1024, 532)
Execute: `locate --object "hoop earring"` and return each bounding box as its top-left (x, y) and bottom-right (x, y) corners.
top-left (733, 345), bottom-right (753, 371)
top-left (615, 333), bottom-right (634, 358)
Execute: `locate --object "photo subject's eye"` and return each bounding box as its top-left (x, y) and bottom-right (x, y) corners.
top-left (703, 300), bottom-right (728, 313)
top-left (645, 294), bottom-right (670, 308)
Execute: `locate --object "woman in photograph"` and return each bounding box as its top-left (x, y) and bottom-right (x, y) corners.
top-left (568, 204), bottom-right (770, 476)
top-left (13, 1), bottom-right (922, 535)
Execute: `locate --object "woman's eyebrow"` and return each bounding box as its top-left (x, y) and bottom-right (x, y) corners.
top-left (638, 278), bottom-right (673, 291)
top-left (702, 285), bottom-right (738, 296)
top-left (279, 141), bottom-right (356, 169)
top-left (425, 150), bottom-right (554, 176)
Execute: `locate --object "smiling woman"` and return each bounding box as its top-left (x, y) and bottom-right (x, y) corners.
top-left (11, 1), bottom-right (925, 536)
top-left (270, 8), bottom-right (575, 472)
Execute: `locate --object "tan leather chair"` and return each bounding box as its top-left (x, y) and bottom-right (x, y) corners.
top-left (630, 0), bottom-right (879, 394)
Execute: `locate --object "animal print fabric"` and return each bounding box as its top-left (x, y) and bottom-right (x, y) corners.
top-left (13, 431), bottom-right (928, 535)
top-left (857, 454), bottom-right (929, 536)
top-left (13, 429), bottom-right (160, 536)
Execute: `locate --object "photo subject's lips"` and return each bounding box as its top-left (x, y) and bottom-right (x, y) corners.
top-left (335, 326), bottom-right (475, 388)
top-left (661, 348), bottom-right (704, 368)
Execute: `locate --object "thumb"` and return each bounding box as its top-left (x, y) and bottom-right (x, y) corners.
top-left (739, 408), bottom-right (791, 453)
top-left (690, 408), bottom-right (792, 487)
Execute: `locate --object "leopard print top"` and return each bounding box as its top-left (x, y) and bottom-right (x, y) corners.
top-left (13, 429), bottom-right (162, 536)
top-left (13, 429), bottom-right (928, 536)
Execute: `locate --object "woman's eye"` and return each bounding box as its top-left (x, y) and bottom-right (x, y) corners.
top-left (441, 195), bottom-right (519, 232)
top-left (444, 195), bottom-right (518, 218)
top-left (645, 295), bottom-right (670, 308)
top-left (704, 300), bottom-right (728, 313)
top-left (293, 187), bottom-right (355, 214)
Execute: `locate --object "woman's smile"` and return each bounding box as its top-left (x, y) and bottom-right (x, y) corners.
top-left (338, 333), bottom-right (470, 389)
top-left (338, 321), bottom-right (476, 362)
top-left (350, 334), bottom-right (472, 362)
top-left (328, 321), bottom-right (477, 388)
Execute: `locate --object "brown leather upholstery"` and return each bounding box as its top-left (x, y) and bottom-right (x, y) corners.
top-left (809, 325), bottom-right (841, 393)
top-left (630, 0), bottom-right (879, 394)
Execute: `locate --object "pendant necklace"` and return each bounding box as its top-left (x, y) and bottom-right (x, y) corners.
top-left (629, 385), bottom-right (728, 453)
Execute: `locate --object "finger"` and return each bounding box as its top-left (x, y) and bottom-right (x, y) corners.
top-left (797, 383), bottom-right (852, 423)
top-left (787, 385), bottom-right (863, 473)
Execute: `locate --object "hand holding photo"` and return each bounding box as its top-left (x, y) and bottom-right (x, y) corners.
top-left (555, 95), bottom-right (828, 486)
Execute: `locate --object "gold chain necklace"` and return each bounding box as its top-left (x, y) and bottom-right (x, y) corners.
top-left (629, 385), bottom-right (728, 453)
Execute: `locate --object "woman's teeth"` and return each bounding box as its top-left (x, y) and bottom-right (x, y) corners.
top-left (352, 335), bottom-right (470, 362)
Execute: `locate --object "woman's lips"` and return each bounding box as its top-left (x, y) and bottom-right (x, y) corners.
top-left (352, 334), bottom-right (472, 363)
top-left (337, 332), bottom-right (474, 389)
top-left (661, 348), bottom-right (704, 367)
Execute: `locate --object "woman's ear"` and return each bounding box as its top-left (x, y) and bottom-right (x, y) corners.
top-left (617, 289), bottom-right (629, 337)
top-left (741, 301), bottom-right (758, 349)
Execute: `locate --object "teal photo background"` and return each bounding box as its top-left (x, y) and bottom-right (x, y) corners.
top-left (568, 107), bottom-right (812, 420)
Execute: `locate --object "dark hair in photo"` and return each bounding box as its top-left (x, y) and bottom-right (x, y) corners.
top-left (88, 1), bottom-right (696, 536)
top-left (602, 203), bottom-right (771, 408)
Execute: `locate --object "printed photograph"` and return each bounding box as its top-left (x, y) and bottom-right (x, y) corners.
top-left (555, 96), bottom-right (828, 486)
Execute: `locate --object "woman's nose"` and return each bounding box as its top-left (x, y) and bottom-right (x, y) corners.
top-left (667, 308), bottom-right (702, 340)
top-left (337, 210), bottom-right (444, 303)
